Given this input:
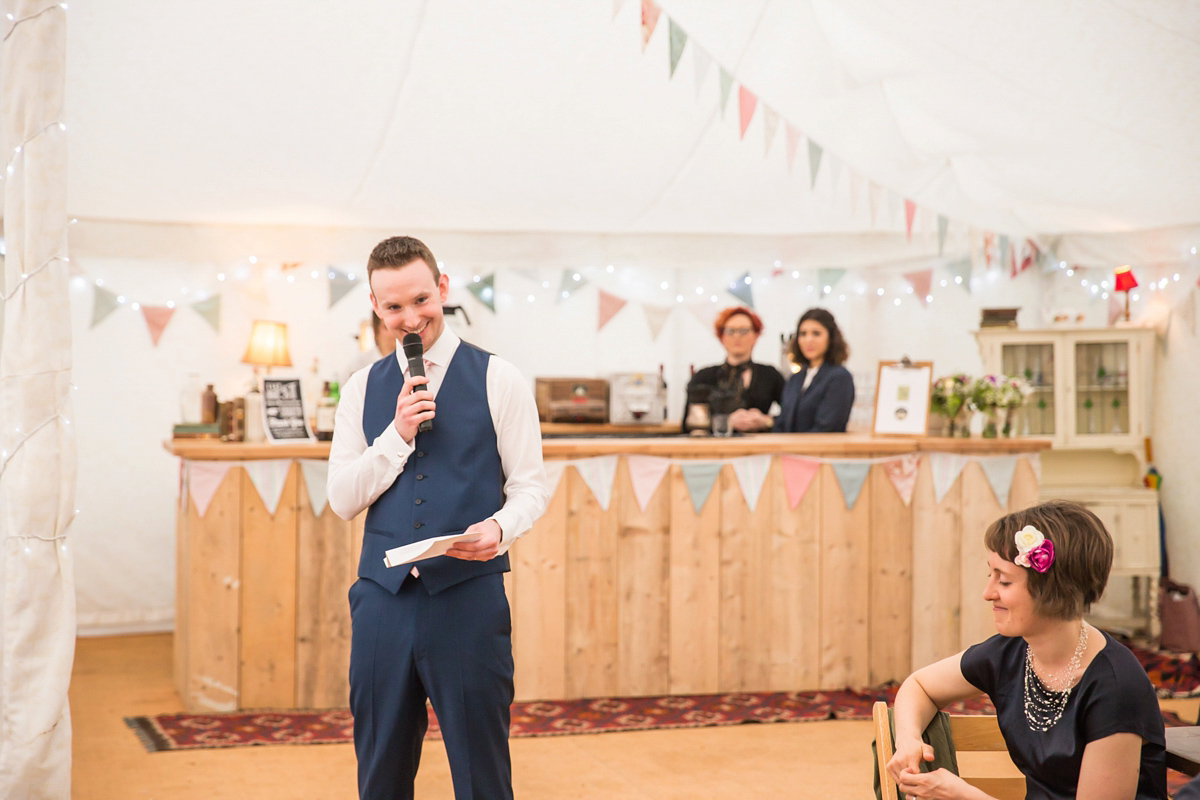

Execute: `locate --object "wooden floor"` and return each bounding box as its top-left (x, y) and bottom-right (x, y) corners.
top-left (72, 634), bottom-right (1198, 800)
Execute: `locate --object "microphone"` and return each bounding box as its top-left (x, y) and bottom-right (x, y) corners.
top-left (401, 333), bottom-right (433, 433)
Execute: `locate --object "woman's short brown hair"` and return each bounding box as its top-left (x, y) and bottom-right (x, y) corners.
top-left (787, 307), bottom-right (850, 366)
top-left (984, 500), bottom-right (1113, 620)
top-left (713, 306), bottom-right (763, 339)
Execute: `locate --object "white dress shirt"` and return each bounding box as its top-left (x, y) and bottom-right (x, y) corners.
top-left (327, 326), bottom-right (549, 552)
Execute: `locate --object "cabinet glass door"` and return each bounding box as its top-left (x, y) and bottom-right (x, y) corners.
top-left (1001, 343), bottom-right (1054, 435)
top-left (1074, 341), bottom-right (1129, 435)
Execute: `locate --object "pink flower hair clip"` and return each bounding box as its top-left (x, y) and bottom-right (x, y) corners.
top-left (1013, 525), bottom-right (1054, 573)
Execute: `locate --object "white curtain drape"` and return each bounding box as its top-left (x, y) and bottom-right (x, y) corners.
top-left (0, 1), bottom-right (77, 797)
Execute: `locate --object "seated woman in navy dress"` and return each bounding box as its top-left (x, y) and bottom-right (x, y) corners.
top-left (887, 501), bottom-right (1167, 800)
top-left (773, 308), bottom-right (854, 433)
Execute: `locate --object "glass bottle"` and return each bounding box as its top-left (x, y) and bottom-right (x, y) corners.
top-left (179, 372), bottom-right (202, 424)
top-left (315, 381), bottom-right (336, 441)
top-left (201, 384), bottom-right (219, 425)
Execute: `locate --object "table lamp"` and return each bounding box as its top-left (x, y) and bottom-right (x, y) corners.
top-left (242, 320), bottom-right (293, 372)
top-left (1113, 265), bottom-right (1138, 323)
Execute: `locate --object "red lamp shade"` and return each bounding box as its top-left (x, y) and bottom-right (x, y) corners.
top-left (1114, 265), bottom-right (1138, 292)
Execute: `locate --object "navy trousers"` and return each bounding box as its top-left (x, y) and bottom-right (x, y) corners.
top-left (349, 572), bottom-right (514, 800)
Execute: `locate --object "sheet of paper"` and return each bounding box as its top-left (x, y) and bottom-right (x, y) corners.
top-left (383, 531), bottom-right (482, 568)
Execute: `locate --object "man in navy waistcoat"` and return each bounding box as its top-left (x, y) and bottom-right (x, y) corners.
top-left (328, 236), bottom-right (549, 800)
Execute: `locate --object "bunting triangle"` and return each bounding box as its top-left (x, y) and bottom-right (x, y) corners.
top-left (691, 43), bottom-right (712, 98)
top-left (718, 68), bottom-right (733, 117)
top-left (681, 462), bottom-right (722, 514)
top-left (831, 462), bottom-right (870, 510)
top-left (979, 455), bottom-right (1019, 507)
top-left (882, 454), bottom-right (920, 506)
top-left (903, 269), bottom-right (933, 307)
top-left (930, 453), bottom-right (969, 503)
top-left (1107, 292), bottom-right (1124, 327)
top-left (244, 459), bottom-right (293, 516)
top-left (91, 285), bottom-right (120, 328)
top-left (785, 125), bottom-right (801, 176)
top-left (732, 455), bottom-right (772, 512)
top-left (298, 458), bottom-right (330, 517)
top-left (826, 155), bottom-right (844, 198)
top-left (190, 294), bottom-right (221, 332)
top-left (817, 268), bottom-right (846, 296)
top-left (544, 461), bottom-right (567, 498)
top-left (762, 106), bottom-right (779, 156)
top-left (781, 456), bottom-right (820, 510)
top-left (946, 257), bottom-right (972, 293)
top-left (187, 461), bottom-right (238, 518)
top-left (807, 139), bottom-right (824, 190)
top-left (1025, 453), bottom-right (1042, 485)
top-left (642, 303), bottom-right (672, 340)
top-left (512, 267), bottom-right (538, 283)
top-left (141, 306), bottom-right (175, 346)
top-left (998, 235), bottom-right (1011, 273)
top-left (937, 215), bottom-right (950, 256)
top-left (598, 289), bottom-right (627, 331)
top-left (737, 86), bottom-right (757, 140)
top-left (329, 268), bottom-right (361, 308)
top-left (640, 0), bottom-right (661, 51)
top-left (904, 199), bottom-right (917, 242)
top-left (685, 302), bottom-right (714, 330)
top-left (575, 455), bottom-right (619, 511)
top-left (558, 270), bottom-right (587, 303)
top-left (626, 455), bottom-right (671, 512)
top-left (886, 191), bottom-right (900, 226)
top-left (467, 273), bottom-right (496, 312)
top-left (612, 0), bottom-right (626, 19)
top-left (868, 182), bottom-right (883, 227)
top-left (727, 272), bottom-right (754, 307)
top-left (668, 19), bottom-right (687, 77)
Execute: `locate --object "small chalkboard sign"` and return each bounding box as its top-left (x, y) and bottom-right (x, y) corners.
top-left (262, 377), bottom-right (313, 443)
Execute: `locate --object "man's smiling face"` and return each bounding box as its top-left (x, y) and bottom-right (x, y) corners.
top-left (369, 258), bottom-right (449, 354)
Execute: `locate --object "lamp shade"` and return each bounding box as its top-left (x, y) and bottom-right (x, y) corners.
top-left (242, 320), bottom-right (293, 367)
top-left (1114, 265), bottom-right (1139, 292)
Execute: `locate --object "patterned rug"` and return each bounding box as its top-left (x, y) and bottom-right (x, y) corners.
top-left (125, 686), bottom-right (994, 753)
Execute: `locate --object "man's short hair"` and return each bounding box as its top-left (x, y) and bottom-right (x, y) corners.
top-left (984, 500), bottom-right (1113, 620)
top-left (367, 236), bottom-right (440, 282)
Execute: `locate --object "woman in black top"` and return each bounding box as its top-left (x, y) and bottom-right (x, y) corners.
top-left (887, 501), bottom-right (1167, 800)
top-left (684, 306), bottom-right (784, 433)
top-left (773, 308), bottom-right (855, 433)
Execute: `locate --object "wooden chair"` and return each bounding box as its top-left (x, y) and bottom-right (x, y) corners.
top-left (873, 701), bottom-right (1025, 800)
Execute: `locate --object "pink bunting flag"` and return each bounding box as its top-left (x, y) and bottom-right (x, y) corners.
top-left (598, 290), bottom-right (627, 331)
top-left (737, 85), bottom-right (757, 140)
top-left (903, 269), bottom-right (933, 307)
top-left (641, 0), bottom-right (661, 51)
top-left (613, 0), bottom-right (626, 20)
top-left (904, 199), bottom-right (917, 242)
top-left (781, 455), bottom-right (820, 510)
top-left (141, 306), bottom-right (175, 346)
top-left (1107, 292), bottom-right (1124, 327)
top-left (882, 454), bottom-right (920, 506)
top-left (626, 455), bottom-right (671, 512)
top-left (762, 105), bottom-right (779, 155)
top-left (785, 124), bottom-right (801, 176)
top-left (187, 461), bottom-right (238, 517)
top-left (1014, 239), bottom-right (1039, 278)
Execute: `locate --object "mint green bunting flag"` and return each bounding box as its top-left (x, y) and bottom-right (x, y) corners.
top-left (681, 462), bottom-right (723, 514)
top-left (998, 235), bottom-right (1011, 271)
top-left (90, 285), bottom-right (120, 328)
top-left (557, 269), bottom-right (587, 303)
top-left (946, 257), bottom-right (972, 293)
top-left (727, 271), bottom-right (754, 308)
top-left (937, 215), bottom-right (949, 256)
top-left (719, 68), bottom-right (733, 117)
top-left (190, 294), bottom-right (221, 332)
top-left (328, 268), bottom-right (361, 308)
top-left (979, 455), bottom-right (1018, 506)
top-left (807, 139), bottom-right (824, 189)
top-left (816, 268), bottom-right (845, 296)
top-left (830, 462), bottom-right (870, 510)
top-left (668, 19), bottom-right (687, 78)
top-left (467, 273), bottom-right (496, 312)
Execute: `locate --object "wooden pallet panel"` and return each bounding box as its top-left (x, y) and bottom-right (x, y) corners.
top-left (512, 470), bottom-right (568, 702)
top-left (910, 456), bottom-right (962, 669)
top-left (718, 462), bottom-right (774, 691)
top-left (668, 463), bottom-right (721, 695)
top-left (564, 466), bottom-right (620, 698)
top-left (819, 463), bottom-right (871, 689)
top-left (769, 459), bottom-right (821, 691)
top-left (868, 465), bottom-right (913, 685)
top-left (960, 461), bottom-right (1006, 648)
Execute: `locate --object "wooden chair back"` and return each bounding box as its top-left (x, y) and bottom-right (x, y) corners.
top-left (872, 701), bottom-right (1025, 800)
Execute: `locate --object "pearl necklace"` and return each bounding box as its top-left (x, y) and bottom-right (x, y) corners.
top-left (1023, 622), bottom-right (1089, 732)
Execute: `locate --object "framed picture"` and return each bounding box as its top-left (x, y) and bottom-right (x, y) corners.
top-left (872, 360), bottom-right (933, 437)
top-left (262, 377), bottom-right (314, 443)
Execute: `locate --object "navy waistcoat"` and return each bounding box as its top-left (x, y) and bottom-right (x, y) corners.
top-left (358, 342), bottom-right (509, 594)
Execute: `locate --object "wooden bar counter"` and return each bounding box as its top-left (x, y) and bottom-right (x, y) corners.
top-left (167, 433), bottom-right (1048, 711)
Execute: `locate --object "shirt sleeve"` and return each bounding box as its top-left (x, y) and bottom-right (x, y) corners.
top-left (1078, 647), bottom-right (1166, 745)
top-left (486, 357), bottom-right (551, 549)
top-left (326, 366), bottom-right (415, 520)
top-left (959, 634), bottom-right (1009, 696)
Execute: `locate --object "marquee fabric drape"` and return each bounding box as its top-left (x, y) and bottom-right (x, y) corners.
top-left (0, 1), bottom-right (77, 797)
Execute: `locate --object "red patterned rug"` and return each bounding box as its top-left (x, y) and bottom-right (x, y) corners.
top-left (125, 686), bottom-right (994, 753)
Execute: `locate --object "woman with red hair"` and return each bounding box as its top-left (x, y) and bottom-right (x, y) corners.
top-left (683, 306), bottom-right (785, 433)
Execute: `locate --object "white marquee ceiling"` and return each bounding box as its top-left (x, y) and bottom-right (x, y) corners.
top-left (58, 0), bottom-right (1200, 236)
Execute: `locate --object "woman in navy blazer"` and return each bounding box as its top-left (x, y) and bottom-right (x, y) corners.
top-left (774, 308), bottom-right (855, 433)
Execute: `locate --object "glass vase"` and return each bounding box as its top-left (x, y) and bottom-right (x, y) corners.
top-left (982, 410), bottom-right (999, 439)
